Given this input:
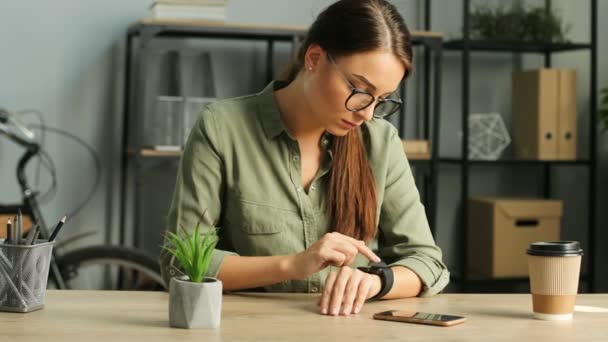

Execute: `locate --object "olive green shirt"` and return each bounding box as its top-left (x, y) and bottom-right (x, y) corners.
top-left (160, 81), bottom-right (449, 296)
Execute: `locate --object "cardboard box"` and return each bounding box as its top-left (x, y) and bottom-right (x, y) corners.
top-left (402, 140), bottom-right (431, 160)
top-left (467, 198), bottom-right (562, 278)
top-left (512, 69), bottom-right (577, 160)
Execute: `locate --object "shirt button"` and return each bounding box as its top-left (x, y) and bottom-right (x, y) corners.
top-left (311, 287), bottom-right (319, 293)
top-left (293, 156), bottom-right (299, 161)
top-left (297, 187), bottom-right (303, 192)
top-left (310, 185), bottom-right (316, 191)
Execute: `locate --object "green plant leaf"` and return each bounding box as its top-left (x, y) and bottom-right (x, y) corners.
top-left (470, 3), bottom-right (568, 42)
top-left (164, 215), bottom-right (220, 283)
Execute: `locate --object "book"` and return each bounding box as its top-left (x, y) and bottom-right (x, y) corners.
top-left (149, 0), bottom-right (228, 21)
top-left (150, 4), bottom-right (227, 21)
top-left (154, 0), bottom-right (227, 5)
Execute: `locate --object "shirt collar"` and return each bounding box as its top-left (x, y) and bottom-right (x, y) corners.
top-left (257, 80), bottom-right (288, 139)
top-left (256, 80), bottom-right (334, 152)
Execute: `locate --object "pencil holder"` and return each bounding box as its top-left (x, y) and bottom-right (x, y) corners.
top-left (0, 240), bottom-right (55, 313)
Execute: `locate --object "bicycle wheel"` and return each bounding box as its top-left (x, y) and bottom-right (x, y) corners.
top-left (55, 245), bottom-right (165, 291)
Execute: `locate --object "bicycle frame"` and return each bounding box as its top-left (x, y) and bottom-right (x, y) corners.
top-left (1, 144), bottom-right (68, 289)
top-left (2, 109), bottom-right (165, 291)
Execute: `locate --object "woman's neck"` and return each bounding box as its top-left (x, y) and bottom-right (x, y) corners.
top-left (274, 78), bottom-right (326, 144)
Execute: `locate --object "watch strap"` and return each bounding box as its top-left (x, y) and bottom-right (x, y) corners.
top-left (358, 264), bottom-right (394, 301)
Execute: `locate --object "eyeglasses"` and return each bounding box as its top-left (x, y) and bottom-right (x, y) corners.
top-left (327, 54), bottom-right (403, 119)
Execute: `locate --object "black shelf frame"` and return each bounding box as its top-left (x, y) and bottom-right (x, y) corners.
top-left (443, 40), bottom-right (592, 53)
top-left (427, 0), bottom-right (598, 292)
top-left (440, 158), bottom-right (592, 166)
top-left (119, 21), bottom-right (444, 251)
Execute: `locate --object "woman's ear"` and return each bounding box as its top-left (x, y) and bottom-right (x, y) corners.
top-left (304, 44), bottom-right (325, 71)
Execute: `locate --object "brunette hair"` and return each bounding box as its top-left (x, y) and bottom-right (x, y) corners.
top-left (282, 0), bottom-right (413, 242)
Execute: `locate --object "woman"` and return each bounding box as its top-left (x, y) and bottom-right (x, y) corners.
top-left (161, 0), bottom-right (449, 316)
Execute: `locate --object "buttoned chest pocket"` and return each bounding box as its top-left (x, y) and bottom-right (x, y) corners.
top-left (224, 196), bottom-right (303, 257)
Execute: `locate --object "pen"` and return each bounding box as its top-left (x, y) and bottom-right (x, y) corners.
top-left (30, 230), bottom-right (40, 245)
top-left (24, 224), bottom-right (39, 246)
top-left (20, 211), bottom-right (24, 245)
top-left (48, 215), bottom-right (67, 242)
top-left (17, 210), bottom-right (23, 300)
top-left (14, 214), bottom-right (20, 245)
top-left (6, 218), bottom-right (12, 244)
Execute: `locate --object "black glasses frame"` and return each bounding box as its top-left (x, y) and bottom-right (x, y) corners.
top-left (327, 53), bottom-right (403, 119)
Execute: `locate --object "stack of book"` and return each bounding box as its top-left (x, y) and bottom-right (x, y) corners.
top-left (149, 0), bottom-right (228, 21)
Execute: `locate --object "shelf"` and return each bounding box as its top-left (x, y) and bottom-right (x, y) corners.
top-left (443, 39), bottom-right (591, 53)
top-left (440, 158), bottom-right (591, 166)
top-left (132, 148), bottom-right (433, 160)
top-left (130, 19), bottom-right (306, 41)
top-left (121, 16), bottom-right (443, 260)
top-left (130, 20), bottom-right (442, 46)
top-left (128, 149), bottom-right (182, 159)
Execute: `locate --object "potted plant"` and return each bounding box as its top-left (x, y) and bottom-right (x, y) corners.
top-left (470, 3), bottom-right (570, 43)
top-left (163, 223), bottom-right (222, 329)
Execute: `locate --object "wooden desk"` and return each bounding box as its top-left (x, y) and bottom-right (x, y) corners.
top-left (1, 291), bottom-right (606, 341)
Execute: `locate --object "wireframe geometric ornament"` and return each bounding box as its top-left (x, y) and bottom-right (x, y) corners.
top-left (468, 113), bottom-right (511, 160)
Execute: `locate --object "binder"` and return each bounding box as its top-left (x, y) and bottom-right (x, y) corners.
top-left (512, 69), bottom-right (558, 160)
top-left (512, 69), bottom-right (577, 160)
top-left (557, 69), bottom-right (577, 160)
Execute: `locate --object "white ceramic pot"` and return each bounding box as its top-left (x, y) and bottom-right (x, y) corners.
top-left (169, 276), bottom-right (222, 329)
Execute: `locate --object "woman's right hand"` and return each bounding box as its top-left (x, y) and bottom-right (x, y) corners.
top-left (287, 232), bottom-right (381, 280)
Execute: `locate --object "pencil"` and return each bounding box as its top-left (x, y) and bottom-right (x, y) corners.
top-left (48, 215), bottom-right (67, 242)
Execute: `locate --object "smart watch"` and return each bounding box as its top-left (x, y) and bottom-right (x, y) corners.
top-left (357, 262), bottom-right (394, 300)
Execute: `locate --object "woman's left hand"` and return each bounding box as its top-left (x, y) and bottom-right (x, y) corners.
top-left (318, 266), bottom-right (382, 316)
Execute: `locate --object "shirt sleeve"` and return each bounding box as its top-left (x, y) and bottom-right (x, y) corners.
top-left (377, 128), bottom-right (450, 297)
top-left (160, 107), bottom-right (238, 288)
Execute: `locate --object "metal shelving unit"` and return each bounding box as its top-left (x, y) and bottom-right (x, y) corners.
top-left (119, 20), bottom-right (445, 253)
top-left (426, 0), bottom-right (598, 292)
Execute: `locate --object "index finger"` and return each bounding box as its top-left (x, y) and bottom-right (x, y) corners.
top-left (331, 232), bottom-right (381, 263)
top-left (341, 236), bottom-right (380, 262)
top-left (354, 243), bottom-right (381, 263)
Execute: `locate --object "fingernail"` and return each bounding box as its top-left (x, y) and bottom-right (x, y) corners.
top-left (375, 256), bottom-right (381, 262)
top-left (342, 308), bottom-right (351, 315)
top-left (321, 308), bottom-right (327, 315)
top-left (354, 306), bottom-right (360, 314)
top-left (331, 308), bottom-right (338, 316)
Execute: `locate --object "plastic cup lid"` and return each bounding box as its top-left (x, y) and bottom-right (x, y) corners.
top-left (527, 241), bottom-right (583, 257)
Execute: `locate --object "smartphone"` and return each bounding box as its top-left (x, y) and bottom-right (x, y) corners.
top-left (373, 310), bottom-right (466, 327)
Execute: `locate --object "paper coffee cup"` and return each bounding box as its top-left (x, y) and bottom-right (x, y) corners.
top-left (527, 241), bottom-right (583, 321)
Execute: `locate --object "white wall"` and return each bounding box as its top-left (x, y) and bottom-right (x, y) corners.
top-left (0, 0), bottom-right (151, 251)
top-left (0, 0), bottom-right (606, 291)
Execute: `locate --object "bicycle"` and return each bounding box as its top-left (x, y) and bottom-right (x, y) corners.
top-left (0, 108), bottom-right (165, 290)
